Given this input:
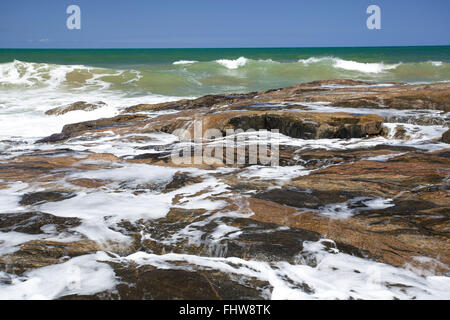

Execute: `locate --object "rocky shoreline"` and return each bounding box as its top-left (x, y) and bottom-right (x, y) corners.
top-left (0, 79), bottom-right (449, 299)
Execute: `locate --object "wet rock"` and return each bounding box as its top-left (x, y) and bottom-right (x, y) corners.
top-left (36, 114), bottom-right (148, 143)
top-left (122, 80), bottom-right (449, 114)
top-left (0, 211), bottom-right (81, 234)
top-left (238, 150), bottom-right (450, 273)
top-left (45, 101), bottom-right (106, 116)
top-left (262, 80), bottom-right (450, 112)
top-left (224, 112), bottom-right (383, 139)
top-left (163, 172), bottom-right (203, 193)
top-left (118, 205), bottom-right (370, 264)
top-left (255, 188), bottom-right (364, 209)
top-left (124, 93), bottom-right (258, 113)
top-left (1, 79), bottom-right (449, 289)
top-left (62, 263), bottom-right (270, 300)
top-left (441, 129), bottom-right (450, 143)
top-left (158, 111), bottom-right (383, 140)
top-left (19, 191), bottom-right (76, 206)
top-left (67, 178), bottom-right (107, 188)
top-left (393, 125), bottom-right (408, 140)
top-left (0, 240), bottom-right (101, 275)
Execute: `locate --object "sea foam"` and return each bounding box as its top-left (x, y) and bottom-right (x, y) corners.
top-left (216, 57), bottom-right (248, 69)
top-left (173, 60), bottom-right (198, 65)
top-left (298, 56), bottom-right (400, 73)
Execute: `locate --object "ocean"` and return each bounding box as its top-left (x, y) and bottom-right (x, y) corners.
top-left (1, 46), bottom-right (450, 97)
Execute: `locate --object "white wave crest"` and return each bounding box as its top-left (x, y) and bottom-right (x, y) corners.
top-left (173, 60), bottom-right (198, 65)
top-left (333, 58), bottom-right (400, 73)
top-left (216, 57), bottom-right (248, 69)
top-left (429, 61), bottom-right (443, 66)
top-left (298, 57), bottom-right (332, 64)
top-left (0, 60), bottom-right (69, 86)
top-left (298, 56), bottom-right (400, 73)
top-left (0, 60), bottom-right (130, 90)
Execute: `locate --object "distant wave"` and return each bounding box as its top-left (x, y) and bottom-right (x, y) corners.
top-left (298, 57), bottom-right (401, 73)
top-left (429, 61), bottom-right (443, 66)
top-left (215, 57), bottom-right (248, 69)
top-left (173, 60), bottom-right (198, 65)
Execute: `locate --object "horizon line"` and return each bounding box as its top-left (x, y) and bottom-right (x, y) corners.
top-left (1, 44), bottom-right (449, 50)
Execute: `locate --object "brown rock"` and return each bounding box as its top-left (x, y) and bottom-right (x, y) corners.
top-left (441, 129), bottom-right (450, 143)
top-left (45, 101), bottom-right (106, 116)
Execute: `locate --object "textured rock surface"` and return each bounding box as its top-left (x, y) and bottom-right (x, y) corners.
top-left (1, 79), bottom-right (449, 299)
top-left (45, 101), bottom-right (106, 115)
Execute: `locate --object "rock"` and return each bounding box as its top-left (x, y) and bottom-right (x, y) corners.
top-left (1, 79), bottom-right (449, 293)
top-left (36, 114), bottom-right (148, 143)
top-left (155, 111), bottom-right (383, 140)
top-left (441, 129), bottom-right (450, 143)
top-left (223, 112), bottom-right (383, 139)
top-left (122, 80), bottom-right (450, 114)
top-left (19, 191), bottom-right (75, 206)
top-left (0, 211), bottom-right (81, 234)
top-left (259, 80), bottom-right (450, 112)
top-left (124, 93), bottom-right (258, 113)
top-left (228, 150), bottom-right (450, 273)
top-left (45, 101), bottom-right (106, 116)
top-left (67, 178), bottom-right (107, 188)
top-left (61, 263), bottom-right (271, 300)
top-left (163, 172), bottom-right (203, 193)
top-left (392, 125), bottom-right (407, 140)
top-left (0, 240), bottom-right (101, 275)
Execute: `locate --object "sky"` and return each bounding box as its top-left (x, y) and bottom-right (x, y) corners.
top-left (0, 0), bottom-right (449, 48)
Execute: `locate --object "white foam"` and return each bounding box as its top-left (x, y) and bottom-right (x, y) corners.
top-left (0, 231), bottom-right (41, 256)
top-left (0, 252), bottom-right (116, 300)
top-left (316, 197), bottom-right (394, 219)
top-left (113, 239), bottom-right (450, 300)
top-left (0, 182), bottom-right (28, 213)
top-left (298, 57), bottom-right (331, 64)
top-left (298, 57), bottom-right (400, 74)
top-left (333, 58), bottom-right (400, 73)
top-left (210, 224), bottom-right (242, 241)
top-left (216, 57), bottom-right (248, 69)
top-left (238, 165), bottom-right (311, 181)
top-left (269, 123), bottom-right (448, 153)
top-left (0, 88), bottom-right (184, 139)
top-left (173, 60), bottom-right (198, 65)
top-left (21, 164), bottom-right (228, 243)
top-left (363, 152), bottom-right (407, 162)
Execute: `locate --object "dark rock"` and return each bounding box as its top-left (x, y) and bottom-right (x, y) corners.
top-left (61, 264), bottom-right (270, 300)
top-left (163, 172), bottom-right (203, 193)
top-left (254, 188), bottom-right (364, 209)
top-left (19, 191), bottom-right (76, 206)
top-left (441, 129), bottom-right (450, 143)
top-left (0, 211), bottom-right (81, 234)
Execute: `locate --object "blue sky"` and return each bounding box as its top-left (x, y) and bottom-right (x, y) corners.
top-left (0, 0), bottom-right (449, 48)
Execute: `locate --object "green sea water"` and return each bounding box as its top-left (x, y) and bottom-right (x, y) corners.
top-left (0, 46), bottom-right (449, 97)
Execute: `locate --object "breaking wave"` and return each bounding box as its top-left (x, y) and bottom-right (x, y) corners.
top-left (215, 56), bottom-right (249, 69)
top-left (298, 56), bottom-right (401, 73)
